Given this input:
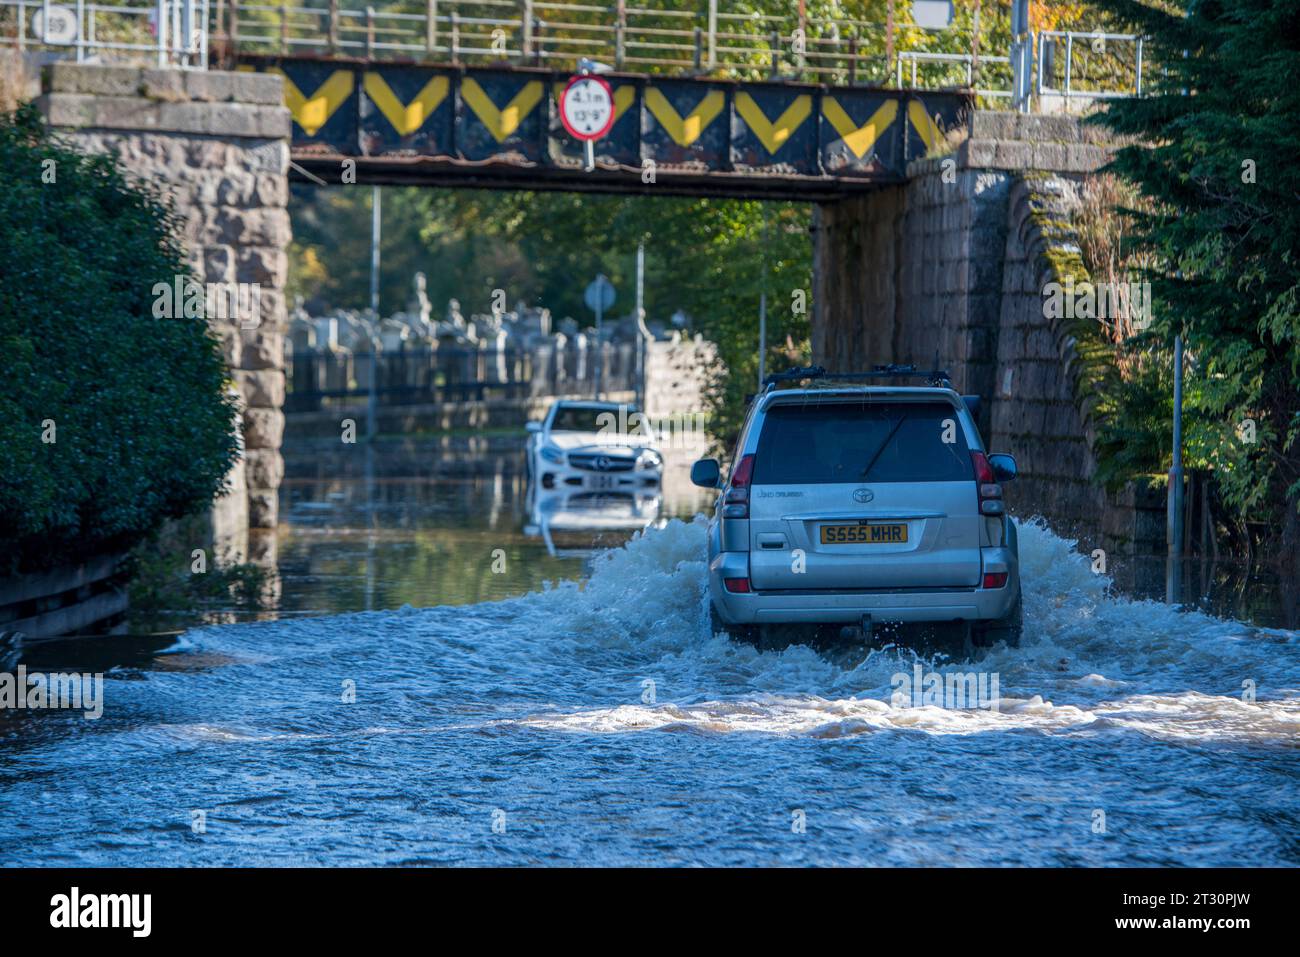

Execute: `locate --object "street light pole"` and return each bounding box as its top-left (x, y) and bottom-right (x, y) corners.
top-left (370, 184), bottom-right (381, 315)
top-left (1010, 0), bottom-right (1033, 112)
top-left (1166, 334), bottom-right (1185, 605)
top-left (758, 203), bottom-right (769, 390)
top-left (1170, 334), bottom-right (1185, 554)
top-left (594, 283), bottom-right (604, 399)
top-left (367, 184), bottom-right (381, 442)
top-left (635, 240), bottom-right (646, 410)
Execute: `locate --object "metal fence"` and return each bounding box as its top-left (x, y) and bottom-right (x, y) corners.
top-left (0, 0), bottom-right (209, 66)
top-left (287, 341), bottom-right (637, 411)
top-left (220, 1), bottom-right (993, 82)
top-left (895, 49), bottom-right (1012, 100)
top-left (0, 0), bottom-right (1149, 106)
top-left (214, 3), bottom-right (1145, 105)
top-left (215, 1), bottom-right (997, 86)
top-left (1037, 29), bottom-right (1144, 102)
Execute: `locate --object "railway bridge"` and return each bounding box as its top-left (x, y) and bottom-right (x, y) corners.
top-left (238, 54), bottom-right (966, 199)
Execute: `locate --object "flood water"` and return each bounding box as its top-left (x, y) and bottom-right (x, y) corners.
top-left (2, 438), bottom-right (1298, 866)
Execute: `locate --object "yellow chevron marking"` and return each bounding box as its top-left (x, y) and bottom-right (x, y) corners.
top-left (821, 97), bottom-right (899, 159)
top-left (363, 73), bottom-right (449, 136)
top-left (613, 85), bottom-right (636, 122)
top-left (734, 92), bottom-right (811, 154)
top-left (552, 83), bottom-right (636, 124)
top-left (907, 98), bottom-right (946, 153)
top-left (644, 88), bottom-right (725, 147)
top-left (461, 78), bottom-right (543, 143)
top-left (269, 68), bottom-right (354, 137)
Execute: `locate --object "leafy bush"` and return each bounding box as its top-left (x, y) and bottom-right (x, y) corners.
top-left (125, 515), bottom-right (269, 628)
top-left (0, 105), bottom-right (239, 575)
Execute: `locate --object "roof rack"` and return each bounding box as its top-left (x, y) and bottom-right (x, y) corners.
top-left (762, 364), bottom-right (953, 390)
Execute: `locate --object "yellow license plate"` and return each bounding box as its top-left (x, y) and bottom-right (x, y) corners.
top-left (820, 522), bottom-right (908, 544)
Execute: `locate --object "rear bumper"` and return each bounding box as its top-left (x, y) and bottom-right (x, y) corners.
top-left (709, 549), bottom-right (1020, 625)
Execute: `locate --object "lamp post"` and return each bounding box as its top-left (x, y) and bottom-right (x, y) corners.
top-left (635, 240), bottom-right (648, 410)
top-left (1166, 334), bottom-right (1185, 605)
top-left (1009, 0), bottom-right (1033, 112)
top-left (758, 203), bottom-right (769, 390)
top-left (367, 184), bottom-right (381, 442)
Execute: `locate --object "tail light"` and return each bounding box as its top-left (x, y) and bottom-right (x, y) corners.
top-left (982, 572), bottom-right (1008, 589)
top-left (971, 451), bottom-right (1004, 516)
top-left (723, 577), bottom-right (752, 594)
top-left (723, 454), bottom-right (755, 519)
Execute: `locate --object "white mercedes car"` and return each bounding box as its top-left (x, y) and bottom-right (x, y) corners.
top-left (525, 400), bottom-right (663, 492)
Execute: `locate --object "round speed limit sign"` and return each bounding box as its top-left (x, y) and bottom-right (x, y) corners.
top-left (31, 4), bottom-right (79, 45)
top-left (559, 75), bottom-right (616, 141)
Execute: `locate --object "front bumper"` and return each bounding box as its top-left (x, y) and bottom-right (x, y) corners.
top-left (538, 459), bottom-right (661, 491)
top-left (708, 549), bottom-right (1020, 625)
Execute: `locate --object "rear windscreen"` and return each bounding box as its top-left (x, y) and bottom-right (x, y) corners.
top-left (753, 401), bottom-right (974, 484)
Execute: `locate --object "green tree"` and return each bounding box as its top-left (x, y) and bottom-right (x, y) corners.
top-left (1087, 0), bottom-right (1300, 555)
top-left (0, 106), bottom-right (239, 574)
top-left (287, 184), bottom-right (451, 314)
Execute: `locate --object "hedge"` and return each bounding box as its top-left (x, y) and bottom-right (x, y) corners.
top-left (0, 105), bottom-right (238, 575)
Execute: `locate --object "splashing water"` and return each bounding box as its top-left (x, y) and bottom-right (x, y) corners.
top-left (2, 518), bottom-right (1297, 866)
top-left (487, 517), bottom-right (1300, 744)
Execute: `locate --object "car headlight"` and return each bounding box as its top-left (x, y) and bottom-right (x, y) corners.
top-left (636, 449), bottom-right (663, 469)
top-left (540, 445), bottom-right (565, 464)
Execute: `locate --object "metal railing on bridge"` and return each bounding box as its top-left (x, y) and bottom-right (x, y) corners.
top-left (1, 0), bottom-right (1148, 109)
top-left (214, 1), bottom-right (1013, 92)
top-left (891, 30), bottom-right (1144, 106)
top-left (1036, 29), bottom-right (1144, 105)
top-left (1, 0), bottom-right (209, 67)
top-left (225, 4), bottom-right (1145, 108)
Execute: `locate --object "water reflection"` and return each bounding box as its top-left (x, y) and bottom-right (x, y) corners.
top-left (1073, 548), bottom-right (1294, 629)
top-left (105, 433), bottom-right (1294, 632)
top-left (273, 435), bottom-right (707, 618)
top-left (524, 487), bottom-right (665, 557)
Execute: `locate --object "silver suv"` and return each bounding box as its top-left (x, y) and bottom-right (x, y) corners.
top-left (691, 367), bottom-right (1022, 648)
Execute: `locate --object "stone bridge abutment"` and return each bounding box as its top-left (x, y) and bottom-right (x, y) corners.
top-left (38, 62), bottom-right (292, 567)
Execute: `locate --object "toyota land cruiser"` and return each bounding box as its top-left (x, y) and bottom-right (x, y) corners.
top-left (691, 366), bottom-right (1022, 648)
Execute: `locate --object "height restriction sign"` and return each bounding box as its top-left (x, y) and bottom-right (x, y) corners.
top-left (559, 75), bottom-right (616, 141)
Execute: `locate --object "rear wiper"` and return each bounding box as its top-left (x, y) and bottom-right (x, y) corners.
top-left (860, 412), bottom-right (909, 478)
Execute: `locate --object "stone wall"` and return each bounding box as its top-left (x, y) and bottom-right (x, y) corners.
top-left (989, 173), bottom-right (1163, 552)
top-left (644, 334), bottom-right (716, 420)
top-left (0, 49), bottom-right (41, 111)
top-left (812, 164), bottom-right (1011, 436)
top-left (813, 111), bottom-right (1162, 553)
top-left (38, 63), bottom-right (291, 566)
